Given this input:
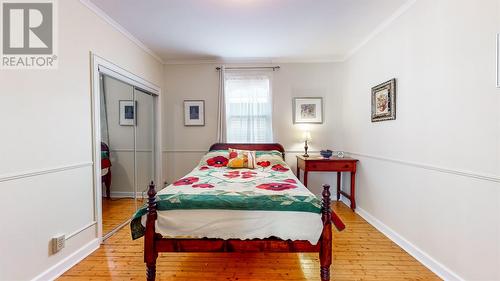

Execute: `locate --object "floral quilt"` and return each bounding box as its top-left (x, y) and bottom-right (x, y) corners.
top-left (131, 150), bottom-right (321, 239)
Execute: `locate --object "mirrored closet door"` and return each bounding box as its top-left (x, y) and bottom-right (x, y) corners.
top-left (100, 74), bottom-right (156, 237)
top-left (134, 88), bottom-right (156, 206)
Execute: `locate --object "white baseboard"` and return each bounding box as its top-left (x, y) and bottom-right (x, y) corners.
top-left (32, 238), bottom-right (100, 281)
top-left (107, 191), bottom-right (147, 198)
top-left (355, 206), bottom-right (464, 281)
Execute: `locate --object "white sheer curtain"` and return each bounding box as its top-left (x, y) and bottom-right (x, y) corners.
top-left (224, 71), bottom-right (273, 143)
top-left (216, 66), bottom-right (226, 143)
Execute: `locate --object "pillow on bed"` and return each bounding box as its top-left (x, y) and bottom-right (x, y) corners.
top-left (227, 148), bottom-right (257, 169)
top-left (200, 151), bottom-right (230, 167)
top-left (255, 153), bottom-right (287, 168)
top-left (255, 150), bottom-right (283, 158)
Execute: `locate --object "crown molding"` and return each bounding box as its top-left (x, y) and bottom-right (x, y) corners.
top-left (270, 57), bottom-right (343, 64)
top-left (79, 0), bottom-right (417, 66)
top-left (341, 0), bottom-right (417, 62)
top-left (164, 58), bottom-right (273, 65)
top-left (162, 0), bottom-right (417, 66)
top-left (79, 0), bottom-right (165, 64)
top-left (163, 56), bottom-right (343, 65)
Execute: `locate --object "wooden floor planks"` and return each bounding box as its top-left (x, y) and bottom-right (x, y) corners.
top-left (102, 198), bottom-right (140, 235)
top-left (59, 202), bottom-right (440, 281)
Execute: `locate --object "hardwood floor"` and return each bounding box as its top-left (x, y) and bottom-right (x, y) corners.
top-left (59, 202), bottom-right (440, 281)
top-left (102, 198), bottom-right (140, 235)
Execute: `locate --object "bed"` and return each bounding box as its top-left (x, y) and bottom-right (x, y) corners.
top-left (131, 143), bottom-right (343, 281)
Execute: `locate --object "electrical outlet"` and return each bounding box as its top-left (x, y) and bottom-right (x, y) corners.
top-left (52, 234), bottom-right (65, 253)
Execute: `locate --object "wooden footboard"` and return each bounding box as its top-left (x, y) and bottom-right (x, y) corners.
top-left (143, 182), bottom-right (333, 281)
top-left (144, 182), bottom-right (158, 281)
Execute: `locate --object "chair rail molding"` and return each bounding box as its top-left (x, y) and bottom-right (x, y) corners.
top-left (347, 151), bottom-right (500, 183)
top-left (162, 149), bottom-right (206, 153)
top-left (111, 148), bottom-right (153, 153)
top-left (161, 149), bottom-right (321, 154)
top-left (0, 162), bottom-right (93, 183)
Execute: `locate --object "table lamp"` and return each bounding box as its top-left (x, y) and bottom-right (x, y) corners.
top-left (302, 131), bottom-right (311, 157)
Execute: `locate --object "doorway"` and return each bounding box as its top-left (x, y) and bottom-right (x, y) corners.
top-left (91, 54), bottom-right (161, 241)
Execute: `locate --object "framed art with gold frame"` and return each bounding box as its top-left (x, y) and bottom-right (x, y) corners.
top-left (371, 79), bottom-right (396, 122)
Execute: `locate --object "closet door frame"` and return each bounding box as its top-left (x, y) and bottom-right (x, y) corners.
top-left (91, 53), bottom-right (162, 242)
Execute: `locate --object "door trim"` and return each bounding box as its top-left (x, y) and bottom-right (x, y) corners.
top-left (90, 53), bottom-right (162, 242)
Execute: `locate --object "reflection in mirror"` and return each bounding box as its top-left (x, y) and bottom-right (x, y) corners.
top-left (134, 88), bottom-right (156, 208)
top-left (99, 75), bottom-right (137, 237)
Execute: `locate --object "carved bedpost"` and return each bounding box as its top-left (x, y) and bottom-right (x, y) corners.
top-left (320, 184), bottom-right (332, 281)
top-left (144, 181), bottom-right (158, 281)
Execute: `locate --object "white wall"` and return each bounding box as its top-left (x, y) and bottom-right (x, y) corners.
top-left (337, 0), bottom-right (500, 280)
top-left (162, 63), bottom-right (343, 195)
top-left (0, 0), bottom-right (163, 280)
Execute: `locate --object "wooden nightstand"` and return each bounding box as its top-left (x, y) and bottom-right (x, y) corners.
top-left (296, 155), bottom-right (359, 210)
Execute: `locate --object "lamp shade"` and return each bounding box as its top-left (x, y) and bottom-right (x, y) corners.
top-left (302, 131), bottom-right (312, 141)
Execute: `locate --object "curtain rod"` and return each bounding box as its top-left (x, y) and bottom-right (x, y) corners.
top-left (216, 66), bottom-right (280, 71)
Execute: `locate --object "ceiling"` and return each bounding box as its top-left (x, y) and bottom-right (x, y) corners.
top-left (88, 0), bottom-right (411, 63)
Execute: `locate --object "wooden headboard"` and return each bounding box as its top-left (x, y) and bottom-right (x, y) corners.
top-left (209, 143), bottom-right (286, 160)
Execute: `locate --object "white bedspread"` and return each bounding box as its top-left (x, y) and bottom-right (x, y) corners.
top-left (141, 209), bottom-right (323, 244)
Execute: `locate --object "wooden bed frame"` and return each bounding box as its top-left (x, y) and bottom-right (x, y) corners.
top-left (143, 143), bottom-right (340, 281)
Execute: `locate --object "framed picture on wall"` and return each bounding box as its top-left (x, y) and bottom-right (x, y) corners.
top-left (293, 97), bottom-right (323, 124)
top-left (371, 78), bottom-right (396, 122)
top-left (184, 100), bottom-right (205, 126)
top-left (119, 100), bottom-right (136, 126)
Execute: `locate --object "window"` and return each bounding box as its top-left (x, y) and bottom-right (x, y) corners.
top-left (225, 72), bottom-right (273, 143)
